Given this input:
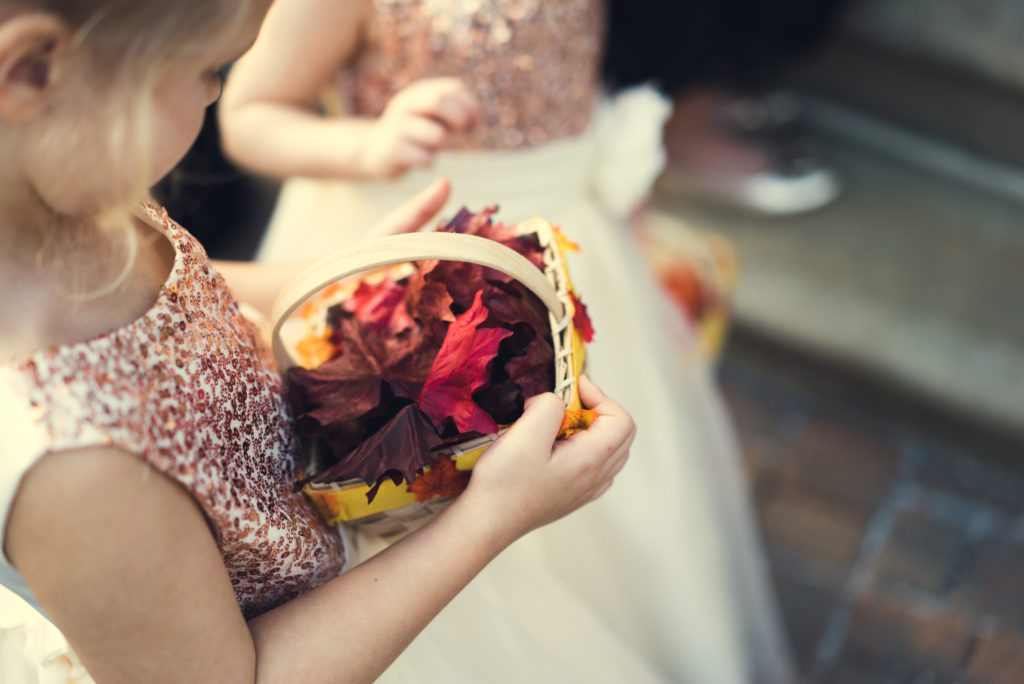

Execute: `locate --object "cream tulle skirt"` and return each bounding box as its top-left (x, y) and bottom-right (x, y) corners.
top-left (0, 589), bottom-right (92, 684)
top-left (261, 88), bottom-right (794, 684)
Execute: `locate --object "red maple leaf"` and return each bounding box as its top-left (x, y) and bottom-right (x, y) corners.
top-left (407, 455), bottom-right (470, 502)
top-left (342, 276), bottom-right (415, 335)
top-left (419, 291), bottom-right (513, 434)
top-left (569, 291), bottom-right (595, 343)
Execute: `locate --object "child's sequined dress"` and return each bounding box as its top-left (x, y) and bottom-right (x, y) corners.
top-left (1, 204), bottom-right (345, 628)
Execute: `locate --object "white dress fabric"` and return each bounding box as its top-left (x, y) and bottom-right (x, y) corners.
top-left (260, 87), bottom-right (794, 684)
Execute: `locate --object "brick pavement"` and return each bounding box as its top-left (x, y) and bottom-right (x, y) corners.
top-left (719, 327), bottom-right (1024, 683)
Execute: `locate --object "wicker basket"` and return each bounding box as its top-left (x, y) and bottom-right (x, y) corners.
top-left (270, 218), bottom-right (587, 537)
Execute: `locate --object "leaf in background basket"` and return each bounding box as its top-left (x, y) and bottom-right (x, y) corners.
top-left (407, 456), bottom-right (470, 502)
top-left (569, 291), bottom-right (595, 343)
top-left (308, 403), bottom-right (442, 497)
top-left (419, 291), bottom-right (513, 434)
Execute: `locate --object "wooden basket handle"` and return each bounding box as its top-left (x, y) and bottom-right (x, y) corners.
top-left (270, 232), bottom-right (565, 371)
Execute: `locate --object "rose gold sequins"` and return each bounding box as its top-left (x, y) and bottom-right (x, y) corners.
top-left (5, 204), bottom-right (344, 619)
top-left (340, 0), bottom-right (605, 150)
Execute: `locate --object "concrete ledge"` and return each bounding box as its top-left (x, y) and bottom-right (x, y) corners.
top-left (653, 137), bottom-right (1024, 437)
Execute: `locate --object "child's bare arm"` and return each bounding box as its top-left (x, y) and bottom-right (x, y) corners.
top-left (219, 0), bottom-right (479, 180)
top-left (6, 376), bottom-right (632, 683)
top-left (218, 0), bottom-right (370, 179)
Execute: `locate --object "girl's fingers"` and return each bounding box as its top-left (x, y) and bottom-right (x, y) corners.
top-left (577, 374), bottom-right (630, 423)
top-left (399, 78), bottom-right (480, 131)
top-left (576, 374), bottom-right (605, 409)
top-left (430, 91), bottom-right (481, 131)
top-left (369, 177), bottom-right (450, 237)
top-left (402, 116), bottom-right (448, 149)
top-left (506, 392), bottom-right (565, 446)
top-left (395, 139), bottom-right (436, 170)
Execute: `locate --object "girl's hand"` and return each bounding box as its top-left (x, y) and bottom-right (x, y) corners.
top-left (362, 77), bottom-right (481, 178)
top-left (365, 177), bottom-right (451, 239)
top-left (460, 375), bottom-right (635, 544)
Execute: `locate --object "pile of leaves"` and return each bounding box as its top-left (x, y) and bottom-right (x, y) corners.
top-left (287, 207), bottom-right (594, 503)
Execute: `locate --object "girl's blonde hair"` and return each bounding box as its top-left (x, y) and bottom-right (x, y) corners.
top-left (26, 0), bottom-right (258, 299)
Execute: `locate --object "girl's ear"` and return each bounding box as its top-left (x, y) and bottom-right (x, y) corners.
top-left (0, 13), bottom-right (72, 122)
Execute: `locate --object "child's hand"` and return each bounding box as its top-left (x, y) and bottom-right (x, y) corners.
top-left (362, 78), bottom-right (481, 178)
top-left (461, 375), bottom-right (635, 544)
top-left (364, 177), bottom-right (450, 240)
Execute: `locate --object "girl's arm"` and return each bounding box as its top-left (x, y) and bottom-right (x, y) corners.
top-left (218, 0), bottom-right (479, 181)
top-left (6, 378), bottom-right (632, 683)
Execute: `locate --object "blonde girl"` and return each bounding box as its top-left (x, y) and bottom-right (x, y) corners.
top-left (0, 2), bottom-right (636, 681)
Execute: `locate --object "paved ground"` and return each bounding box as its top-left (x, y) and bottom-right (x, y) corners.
top-left (720, 327), bottom-right (1024, 683)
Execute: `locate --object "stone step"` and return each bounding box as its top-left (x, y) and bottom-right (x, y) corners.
top-left (788, 36), bottom-right (1024, 173)
top-left (653, 135), bottom-right (1024, 440)
top-left (841, 0), bottom-right (1024, 92)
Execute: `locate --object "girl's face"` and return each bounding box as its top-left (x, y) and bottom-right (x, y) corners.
top-left (18, 4), bottom-right (266, 217)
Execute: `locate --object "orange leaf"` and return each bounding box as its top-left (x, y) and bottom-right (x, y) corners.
top-left (552, 224), bottom-right (581, 254)
top-left (295, 325), bottom-right (337, 369)
top-left (556, 408), bottom-right (597, 440)
top-left (407, 456), bottom-right (471, 502)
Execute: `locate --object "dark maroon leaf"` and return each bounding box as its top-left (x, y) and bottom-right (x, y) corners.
top-left (307, 403), bottom-right (442, 495)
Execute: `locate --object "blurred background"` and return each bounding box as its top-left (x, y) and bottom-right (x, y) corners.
top-left (155, 0), bottom-right (1024, 680)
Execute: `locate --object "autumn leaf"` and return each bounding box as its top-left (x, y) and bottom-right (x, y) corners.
top-left (472, 380), bottom-right (524, 426)
top-left (659, 262), bottom-right (705, 321)
top-left (484, 280), bottom-right (550, 341)
top-left (419, 291), bottom-right (513, 434)
top-left (404, 268), bottom-right (456, 325)
top-left (569, 291), bottom-right (595, 343)
top-left (342, 276), bottom-right (415, 335)
top-left (446, 206), bottom-right (546, 273)
top-left (556, 408), bottom-right (598, 440)
top-left (552, 224), bottom-right (581, 254)
top-left (407, 455), bottom-right (470, 502)
top-left (502, 323), bottom-right (555, 399)
top-left (294, 325), bottom-right (338, 369)
top-left (307, 403), bottom-right (443, 499)
top-left (288, 206), bottom-right (577, 492)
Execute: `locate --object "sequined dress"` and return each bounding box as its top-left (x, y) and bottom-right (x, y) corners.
top-left (0, 204), bottom-right (345, 682)
top-left (258, 2), bottom-right (793, 682)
